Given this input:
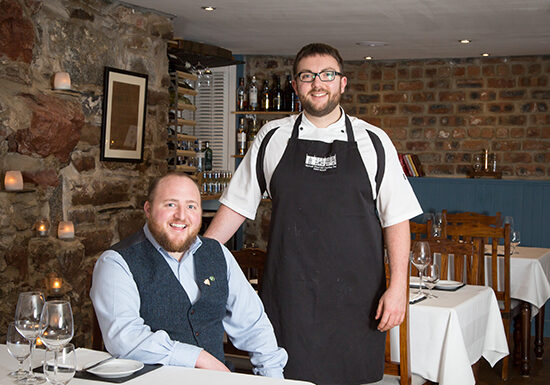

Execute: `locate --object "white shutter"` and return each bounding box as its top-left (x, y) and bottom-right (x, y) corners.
top-left (195, 66), bottom-right (236, 171)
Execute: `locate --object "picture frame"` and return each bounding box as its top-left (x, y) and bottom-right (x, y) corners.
top-left (100, 67), bottom-right (148, 162)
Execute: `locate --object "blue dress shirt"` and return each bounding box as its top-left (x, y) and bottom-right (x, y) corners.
top-left (90, 224), bottom-right (287, 378)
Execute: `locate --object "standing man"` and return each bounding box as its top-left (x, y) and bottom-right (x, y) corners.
top-left (205, 43), bottom-right (422, 384)
top-left (91, 173), bottom-right (287, 377)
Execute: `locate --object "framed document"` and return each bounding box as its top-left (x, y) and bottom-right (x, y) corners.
top-left (100, 67), bottom-right (148, 162)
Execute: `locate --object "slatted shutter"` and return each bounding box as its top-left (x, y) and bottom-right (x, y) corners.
top-left (194, 65), bottom-right (236, 171)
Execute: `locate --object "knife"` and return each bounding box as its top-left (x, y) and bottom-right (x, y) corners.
top-left (83, 355), bottom-right (116, 371)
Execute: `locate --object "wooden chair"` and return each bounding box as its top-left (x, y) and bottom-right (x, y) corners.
top-left (381, 262), bottom-right (412, 385)
top-left (224, 248), bottom-right (268, 370)
top-left (410, 238), bottom-right (482, 285)
top-left (445, 222), bottom-right (512, 380)
top-left (409, 220), bottom-right (432, 241)
top-left (442, 210), bottom-right (501, 226)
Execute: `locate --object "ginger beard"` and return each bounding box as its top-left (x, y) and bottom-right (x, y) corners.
top-left (147, 214), bottom-right (201, 254)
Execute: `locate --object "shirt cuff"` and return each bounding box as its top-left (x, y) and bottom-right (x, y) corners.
top-left (253, 367), bottom-right (284, 379)
top-left (169, 342), bottom-right (203, 368)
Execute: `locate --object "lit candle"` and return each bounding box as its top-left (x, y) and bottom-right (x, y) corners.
top-left (51, 277), bottom-right (62, 293)
top-left (58, 221), bottom-right (74, 239)
top-left (4, 171), bottom-right (23, 191)
top-left (53, 72), bottom-right (71, 90)
top-left (35, 219), bottom-right (50, 237)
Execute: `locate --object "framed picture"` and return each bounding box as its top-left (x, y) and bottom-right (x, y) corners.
top-left (100, 67), bottom-right (148, 162)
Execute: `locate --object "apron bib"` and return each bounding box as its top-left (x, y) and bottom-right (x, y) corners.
top-left (260, 114), bottom-right (386, 385)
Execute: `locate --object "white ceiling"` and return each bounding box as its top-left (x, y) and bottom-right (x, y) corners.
top-left (126, 0), bottom-right (550, 61)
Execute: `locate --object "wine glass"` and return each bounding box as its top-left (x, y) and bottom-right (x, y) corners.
top-left (432, 212), bottom-right (444, 238)
top-left (410, 241), bottom-right (432, 296)
top-left (7, 322), bottom-right (31, 379)
top-left (511, 230), bottom-right (521, 254)
top-left (424, 264), bottom-right (440, 298)
top-left (43, 344), bottom-right (76, 385)
top-left (39, 301), bottom-right (74, 350)
top-left (15, 291), bottom-right (46, 384)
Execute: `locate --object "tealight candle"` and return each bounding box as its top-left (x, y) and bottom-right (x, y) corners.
top-left (4, 171), bottom-right (23, 191)
top-left (58, 221), bottom-right (74, 239)
top-left (53, 72), bottom-right (71, 90)
top-left (51, 277), bottom-right (62, 293)
top-left (35, 219), bottom-right (50, 237)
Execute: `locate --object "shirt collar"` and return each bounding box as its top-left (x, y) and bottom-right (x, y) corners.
top-left (300, 106), bottom-right (346, 130)
top-left (143, 223), bottom-right (202, 262)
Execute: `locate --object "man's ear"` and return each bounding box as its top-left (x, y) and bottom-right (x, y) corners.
top-left (144, 201), bottom-right (151, 219)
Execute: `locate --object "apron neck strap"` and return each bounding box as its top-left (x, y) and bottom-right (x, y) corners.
top-left (291, 112), bottom-right (355, 142)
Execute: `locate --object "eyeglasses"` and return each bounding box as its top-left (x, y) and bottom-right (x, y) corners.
top-left (296, 70), bottom-right (344, 83)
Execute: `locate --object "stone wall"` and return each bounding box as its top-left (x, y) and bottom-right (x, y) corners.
top-left (0, 0), bottom-right (172, 347)
top-left (245, 55), bottom-right (550, 178)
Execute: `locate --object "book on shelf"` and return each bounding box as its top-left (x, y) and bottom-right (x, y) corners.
top-left (398, 153), bottom-right (424, 177)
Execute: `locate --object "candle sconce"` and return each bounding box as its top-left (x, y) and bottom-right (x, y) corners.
top-left (58, 221), bottom-right (75, 240)
top-left (45, 272), bottom-right (65, 300)
top-left (35, 218), bottom-right (50, 237)
top-left (4, 171), bottom-right (23, 191)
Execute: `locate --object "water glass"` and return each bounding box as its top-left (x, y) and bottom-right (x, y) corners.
top-left (43, 344), bottom-right (76, 385)
top-left (410, 241), bottom-right (432, 296)
top-left (424, 264), bottom-right (440, 298)
top-left (7, 322), bottom-right (30, 379)
top-left (39, 301), bottom-right (74, 350)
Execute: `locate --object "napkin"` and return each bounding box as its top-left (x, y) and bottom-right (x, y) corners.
top-left (75, 348), bottom-right (112, 371)
top-left (409, 291), bottom-right (427, 304)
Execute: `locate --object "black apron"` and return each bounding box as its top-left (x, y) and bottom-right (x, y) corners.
top-left (260, 114), bottom-right (386, 385)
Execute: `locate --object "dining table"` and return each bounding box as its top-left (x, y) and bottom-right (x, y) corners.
top-left (398, 284), bottom-right (509, 385)
top-left (0, 344), bottom-right (313, 385)
top-left (494, 246), bottom-right (550, 375)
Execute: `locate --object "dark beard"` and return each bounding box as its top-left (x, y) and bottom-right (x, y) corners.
top-left (148, 220), bottom-right (200, 254)
top-left (300, 89), bottom-right (341, 117)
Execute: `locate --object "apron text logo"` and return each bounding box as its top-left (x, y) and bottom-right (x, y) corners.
top-left (305, 154), bottom-right (337, 171)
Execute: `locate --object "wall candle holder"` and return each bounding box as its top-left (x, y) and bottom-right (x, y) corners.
top-left (35, 219), bottom-right (50, 237)
top-left (53, 72), bottom-right (71, 90)
top-left (58, 221), bottom-right (74, 239)
top-left (4, 171), bottom-right (23, 191)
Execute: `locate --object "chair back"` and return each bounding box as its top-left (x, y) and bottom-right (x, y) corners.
top-left (224, 248), bottom-right (267, 360)
top-left (444, 222), bottom-right (511, 380)
top-left (231, 247), bottom-right (267, 291)
top-left (442, 210), bottom-right (501, 226)
top-left (410, 220), bottom-right (432, 241)
top-left (383, 263), bottom-right (412, 385)
top-left (411, 238), bottom-right (482, 284)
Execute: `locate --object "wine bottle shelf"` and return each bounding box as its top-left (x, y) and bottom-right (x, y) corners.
top-left (231, 111), bottom-right (297, 115)
top-left (178, 88), bottom-right (198, 96)
top-left (176, 150), bottom-right (197, 157)
top-left (178, 103), bottom-right (196, 111)
top-left (175, 70), bottom-right (198, 82)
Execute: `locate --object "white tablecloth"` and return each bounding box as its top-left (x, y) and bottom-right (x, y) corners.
top-left (402, 285), bottom-right (509, 385)
top-left (0, 345), bottom-right (313, 385)
top-left (509, 246), bottom-right (550, 308)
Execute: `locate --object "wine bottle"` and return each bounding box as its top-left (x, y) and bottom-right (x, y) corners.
top-left (248, 76), bottom-right (258, 111)
top-left (204, 141), bottom-right (213, 171)
top-left (237, 117), bottom-right (247, 156)
top-left (247, 117), bottom-right (259, 150)
top-left (261, 79), bottom-right (270, 111)
top-left (284, 75), bottom-right (296, 111)
top-left (271, 75), bottom-right (282, 111)
top-left (236, 77), bottom-right (246, 111)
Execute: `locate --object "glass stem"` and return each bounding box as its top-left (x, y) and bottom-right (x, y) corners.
top-left (418, 270), bottom-right (424, 295)
top-left (28, 338), bottom-right (36, 377)
top-left (54, 349), bottom-right (59, 378)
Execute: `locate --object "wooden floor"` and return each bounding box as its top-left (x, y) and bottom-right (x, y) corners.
top-left (476, 337), bottom-right (550, 385)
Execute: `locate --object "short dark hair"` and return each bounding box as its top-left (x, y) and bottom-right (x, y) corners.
top-left (147, 172), bottom-right (199, 203)
top-left (293, 43), bottom-right (344, 77)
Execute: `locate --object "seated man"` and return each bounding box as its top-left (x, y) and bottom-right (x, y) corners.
top-left (90, 172), bottom-right (287, 377)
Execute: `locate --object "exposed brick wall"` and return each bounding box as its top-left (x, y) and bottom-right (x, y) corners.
top-left (245, 55), bottom-right (550, 179)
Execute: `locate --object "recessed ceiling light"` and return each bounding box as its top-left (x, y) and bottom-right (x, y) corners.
top-left (356, 41), bottom-right (388, 47)
top-left (459, 39), bottom-right (471, 44)
top-left (364, 56), bottom-right (373, 60)
top-left (481, 53), bottom-right (490, 57)
top-left (201, 6), bottom-right (216, 11)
